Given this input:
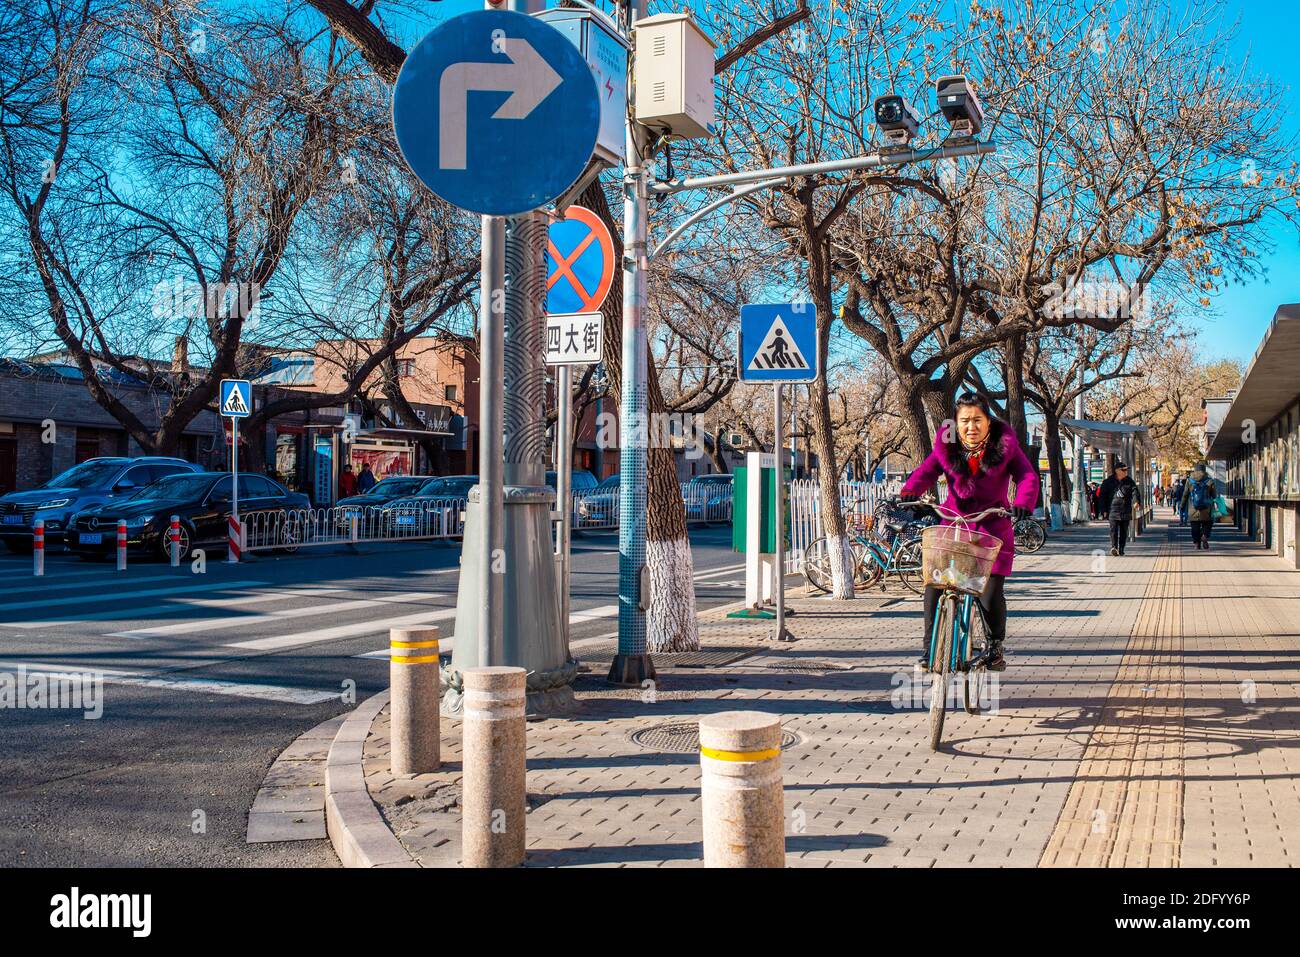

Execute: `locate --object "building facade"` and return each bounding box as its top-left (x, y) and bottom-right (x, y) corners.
top-left (0, 360), bottom-right (221, 495)
top-left (1206, 305), bottom-right (1300, 569)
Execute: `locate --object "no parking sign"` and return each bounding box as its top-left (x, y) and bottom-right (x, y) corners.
top-left (546, 205), bottom-right (615, 314)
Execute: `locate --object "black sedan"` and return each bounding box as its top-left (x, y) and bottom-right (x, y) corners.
top-left (68, 472), bottom-right (309, 561)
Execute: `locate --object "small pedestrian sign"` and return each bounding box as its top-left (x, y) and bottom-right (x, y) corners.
top-left (219, 379), bottom-right (251, 418)
top-left (546, 312), bottom-right (603, 366)
top-left (738, 304), bottom-right (818, 382)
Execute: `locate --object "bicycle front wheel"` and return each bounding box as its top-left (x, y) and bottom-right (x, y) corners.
top-left (1016, 518), bottom-right (1046, 553)
top-left (896, 534), bottom-right (926, 594)
top-left (802, 537), bottom-right (835, 594)
top-left (963, 595), bottom-right (990, 715)
top-left (929, 596), bottom-right (952, 751)
top-left (853, 540), bottom-right (885, 588)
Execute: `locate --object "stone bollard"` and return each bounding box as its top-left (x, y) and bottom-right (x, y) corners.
top-left (461, 666), bottom-right (527, 868)
top-left (389, 627), bottom-right (441, 776)
top-left (699, 711), bottom-right (786, 867)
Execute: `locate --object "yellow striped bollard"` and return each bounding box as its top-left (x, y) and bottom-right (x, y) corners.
top-left (389, 627), bottom-right (441, 776)
top-left (699, 711), bottom-right (786, 867)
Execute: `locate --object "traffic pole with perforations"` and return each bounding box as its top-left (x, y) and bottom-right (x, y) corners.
top-left (170, 515), bottom-right (180, 567)
top-left (116, 520), bottom-right (127, 571)
top-left (33, 519), bottom-right (44, 577)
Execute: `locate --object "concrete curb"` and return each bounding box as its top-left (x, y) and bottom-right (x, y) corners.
top-left (325, 689), bottom-right (420, 868)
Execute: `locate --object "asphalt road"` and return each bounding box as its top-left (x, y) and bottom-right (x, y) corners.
top-left (0, 525), bottom-right (744, 866)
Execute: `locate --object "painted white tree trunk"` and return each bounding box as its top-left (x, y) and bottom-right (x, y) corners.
top-left (647, 535), bottom-right (700, 652)
top-left (827, 532), bottom-right (856, 599)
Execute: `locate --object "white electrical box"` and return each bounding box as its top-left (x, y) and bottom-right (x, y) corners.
top-left (633, 12), bottom-right (716, 140)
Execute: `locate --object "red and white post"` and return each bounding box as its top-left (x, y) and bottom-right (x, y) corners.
top-left (116, 519), bottom-right (127, 571)
top-left (169, 515), bottom-right (181, 567)
top-left (226, 514), bottom-right (241, 563)
top-left (33, 519), bottom-right (44, 577)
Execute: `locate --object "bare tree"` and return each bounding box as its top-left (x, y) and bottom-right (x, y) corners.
top-left (0, 0), bottom-right (367, 452)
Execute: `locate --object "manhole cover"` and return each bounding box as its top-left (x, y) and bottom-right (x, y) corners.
top-left (629, 722), bottom-right (801, 753)
top-left (761, 659), bottom-right (852, 673)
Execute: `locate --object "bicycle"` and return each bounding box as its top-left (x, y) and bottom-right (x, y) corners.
top-left (803, 501), bottom-right (930, 594)
top-left (1013, 515), bottom-right (1046, 553)
top-left (920, 504), bottom-right (1007, 751)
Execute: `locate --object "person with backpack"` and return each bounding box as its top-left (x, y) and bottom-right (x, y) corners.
top-left (1181, 462), bottom-right (1217, 550)
top-left (1098, 461), bottom-right (1140, 556)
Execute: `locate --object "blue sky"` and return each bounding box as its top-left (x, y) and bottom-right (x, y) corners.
top-left (399, 1), bottom-right (1299, 363)
top-left (1205, 0), bottom-right (1300, 362)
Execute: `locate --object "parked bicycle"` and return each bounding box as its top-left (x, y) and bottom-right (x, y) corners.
top-left (1013, 515), bottom-right (1046, 553)
top-left (920, 504), bottom-right (1007, 750)
top-left (802, 499), bottom-right (935, 594)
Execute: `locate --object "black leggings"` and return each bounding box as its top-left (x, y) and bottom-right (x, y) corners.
top-left (923, 574), bottom-right (1007, 652)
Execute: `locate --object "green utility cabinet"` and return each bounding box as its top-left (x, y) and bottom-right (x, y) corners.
top-left (732, 464), bottom-right (791, 553)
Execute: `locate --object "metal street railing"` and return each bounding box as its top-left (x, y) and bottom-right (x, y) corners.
top-left (242, 497), bottom-right (466, 552)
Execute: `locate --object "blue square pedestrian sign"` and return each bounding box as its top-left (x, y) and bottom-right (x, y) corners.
top-left (219, 379), bottom-right (252, 418)
top-left (738, 303), bottom-right (818, 382)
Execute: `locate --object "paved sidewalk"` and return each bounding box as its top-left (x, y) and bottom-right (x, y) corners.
top-left (349, 513), bottom-right (1300, 867)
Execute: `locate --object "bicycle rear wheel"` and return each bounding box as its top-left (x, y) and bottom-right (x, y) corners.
top-left (963, 595), bottom-right (990, 715)
top-left (803, 537), bottom-right (838, 594)
top-left (929, 596), bottom-right (952, 751)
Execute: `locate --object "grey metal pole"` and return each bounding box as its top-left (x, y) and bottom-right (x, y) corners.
top-left (556, 363), bottom-right (573, 642)
top-left (773, 383), bottom-right (791, 641)
top-left (1073, 346), bottom-right (1087, 523)
top-left (610, 0), bottom-right (653, 686)
top-left (480, 214), bottom-right (506, 666)
top-left (790, 386), bottom-right (797, 477)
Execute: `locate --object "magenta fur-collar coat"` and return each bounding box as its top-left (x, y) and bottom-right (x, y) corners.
top-left (899, 418), bottom-right (1041, 578)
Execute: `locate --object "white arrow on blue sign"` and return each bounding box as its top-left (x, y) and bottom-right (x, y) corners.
top-left (219, 379), bottom-right (251, 418)
top-left (738, 304), bottom-right (819, 383)
top-left (392, 10), bottom-right (601, 217)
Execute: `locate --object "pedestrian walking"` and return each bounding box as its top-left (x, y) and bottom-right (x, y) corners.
top-left (357, 462), bottom-right (377, 493)
top-left (339, 463), bottom-right (358, 498)
top-left (1182, 462), bottom-right (1217, 551)
top-left (1099, 461), bottom-right (1140, 556)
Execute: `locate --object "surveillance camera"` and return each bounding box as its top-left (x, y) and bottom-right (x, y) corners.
top-left (935, 74), bottom-right (984, 138)
top-left (873, 95), bottom-right (921, 145)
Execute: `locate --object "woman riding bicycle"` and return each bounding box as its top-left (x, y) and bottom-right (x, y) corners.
top-left (898, 392), bottom-right (1040, 672)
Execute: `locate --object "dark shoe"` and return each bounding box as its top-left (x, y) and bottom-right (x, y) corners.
top-left (1110, 546), bottom-right (1120, 556)
top-left (986, 640), bottom-right (1006, 672)
top-left (916, 655), bottom-right (930, 670)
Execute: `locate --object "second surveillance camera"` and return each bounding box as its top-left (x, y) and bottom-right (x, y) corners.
top-left (874, 95), bottom-right (921, 145)
top-left (935, 74), bottom-right (984, 138)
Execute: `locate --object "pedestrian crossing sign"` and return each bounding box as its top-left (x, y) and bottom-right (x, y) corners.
top-left (738, 303), bottom-right (818, 382)
top-left (219, 379), bottom-right (251, 418)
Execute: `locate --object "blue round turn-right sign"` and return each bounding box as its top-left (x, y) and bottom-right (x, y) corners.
top-left (393, 10), bottom-right (601, 217)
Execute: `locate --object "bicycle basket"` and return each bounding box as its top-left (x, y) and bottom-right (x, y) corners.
top-left (921, 524), bottom-right (1002, 595)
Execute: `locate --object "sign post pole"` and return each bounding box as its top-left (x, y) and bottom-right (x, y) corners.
top-left (479, 214), bottom-right (505, 666)
top-left (227, 416), bottom-right (240, 564)
top-left (773, 383), bottom-right (792, 641)
top-left (556, 363), bottom-right (572, 640)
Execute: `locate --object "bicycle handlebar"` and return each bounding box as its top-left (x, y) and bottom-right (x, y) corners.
top-left (928, 504), bottom-right (1009, 527)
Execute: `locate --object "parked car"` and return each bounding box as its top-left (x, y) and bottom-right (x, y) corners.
top-left (370, 475), bottom-right (478, 535)
top-left (336, 475), bottom-right (434, 511)
top-left (414, 475), bottom-right (478, 499)
top-left (684, 473), bottom-right (734, 523)
top-left (0, 456), bottom-right (200, 552)
top-left (67, 472), bottom-right (309, 561)
top-left (545, 470), bottom-right (598, 493)
top-left (575, 473), bottom-right (620, 527)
